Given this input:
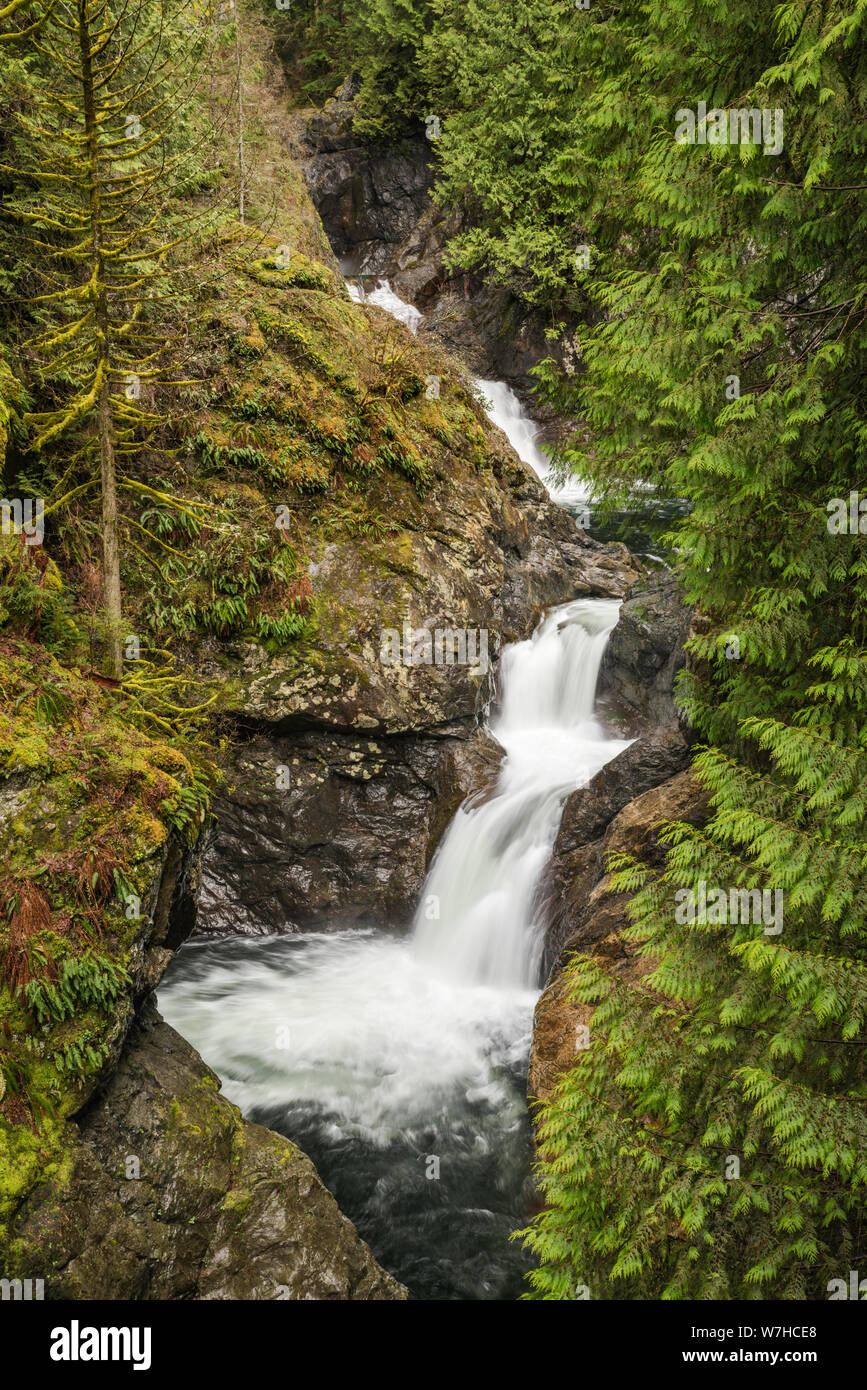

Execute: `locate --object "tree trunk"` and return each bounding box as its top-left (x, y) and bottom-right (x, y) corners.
top-left (235, 11), bottom-right (245, 225)
top-left (78, 0), bottom-right (123, 680)
top-left (97, 374), bottom-right (123, 679)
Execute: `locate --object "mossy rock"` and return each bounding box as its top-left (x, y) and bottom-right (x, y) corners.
top-left (247, 250), bottom-right (337, 294)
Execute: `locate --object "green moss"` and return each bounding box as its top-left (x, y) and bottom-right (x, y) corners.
top-left (0, 1112), bottom-right (76, 1253)
top-left (221, 1188), bottom-right (253, 1216)
top-left (0, 632), bottom-right (213, 1199)
top-left (247, 251), bottom-right (335, 294)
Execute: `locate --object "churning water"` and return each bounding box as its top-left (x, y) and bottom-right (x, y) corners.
top-left (346, 276), bottom-right (423, 333)
top-left (159, 283), bottom-right (629, 1300)
top-left (160, 931), bottom-right (539, 1299)
top-left (414, 600), bottom-right (629, 989)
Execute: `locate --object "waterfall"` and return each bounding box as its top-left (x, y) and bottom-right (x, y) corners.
top-left (473, 377), bottom-right (590, 507)
top-left (160, 595), bottom-right (629, 1297)
top-left (345, 280), bottom-right (589, 505)
top-left (413, 599), bottom-right (629, 988)
top-left (159, 275), bottom-right (632, 1299)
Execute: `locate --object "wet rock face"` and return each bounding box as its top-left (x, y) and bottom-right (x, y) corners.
top-left (12, 1005), bottom-right (405, 1300)
top-left (197, 726), bottom-right (504, 936)
top-left (599, 572), bottom-right (693, 729)
top-left (420, 282), bottom-right (575, 388)
top-left (290, 83), bottom-right (577, 389)
top-left (540, 728), bottom-right (693, 978)
top-left (529, 768), bottom-right (710, 1109)
top-left (291, 80), bottom-right (435, 276)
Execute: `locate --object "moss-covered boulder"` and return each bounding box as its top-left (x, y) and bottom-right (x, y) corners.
top-left (8, 1003), bottom-right (405, 1299)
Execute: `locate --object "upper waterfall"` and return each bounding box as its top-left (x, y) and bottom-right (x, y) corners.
top-left (473, 378), bottom-right (590, 507)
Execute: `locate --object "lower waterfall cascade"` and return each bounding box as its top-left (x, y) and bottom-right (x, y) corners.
top-left (159, 282), bottom-right (632, 1299)
top-left (413, 598), bottom-right (629, 990)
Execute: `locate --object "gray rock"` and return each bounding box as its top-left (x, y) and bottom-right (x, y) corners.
top-left (599, 572), bottom-right (693, 728)
top-left (196, 725), bottom-right (504, 937)
top-left (529, 768), bottom-right (711, 1108)
top-left (540, 728), bottom-right (692, 976)
top-left (10, 1003), bottom-right (405, 1300)
top-left (291, 81), bottom-right (434, 275)
top-left (289, 85), bottom-right (581, 391)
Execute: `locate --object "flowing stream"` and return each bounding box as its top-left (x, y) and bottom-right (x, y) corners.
top-left (347, 277), bottom-right (589, 504)
top-left (159, 281), bottom-right (631, 1299)
top-left (473, 377), bottom-right (590, 509)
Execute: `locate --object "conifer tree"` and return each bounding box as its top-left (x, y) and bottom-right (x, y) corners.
top-left (2, 0), bottom-right (206, 676)
top-left (348, 0), bottom-right (435, 138)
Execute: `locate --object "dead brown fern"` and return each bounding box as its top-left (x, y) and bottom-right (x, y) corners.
top-left (1, 878), bottom-right (53, 992)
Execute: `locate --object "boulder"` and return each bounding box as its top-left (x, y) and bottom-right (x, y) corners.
top-left (10, 1004), bottom-right (405, 1300)
top-left (599, 572), bottom-right (693, 728)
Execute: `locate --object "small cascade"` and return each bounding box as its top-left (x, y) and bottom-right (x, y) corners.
top-left (473, 377), bottom-right (590, 507)
top-left (413, 599), bottom-right (629, 988)
top-left (346, 276), bottom-right (423, 333)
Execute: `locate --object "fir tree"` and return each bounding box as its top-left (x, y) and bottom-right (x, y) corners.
top-left (1, 0), bottom-right (209, 676)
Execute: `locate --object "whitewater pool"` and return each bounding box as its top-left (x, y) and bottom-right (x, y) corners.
top-left (160, 928), bottom-right (537, 1299)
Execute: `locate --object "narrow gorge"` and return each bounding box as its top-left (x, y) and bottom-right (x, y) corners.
top-left (1, 110), bottom-right (692, 1298)
top-left (4, 0), bottom-right (856, 1319)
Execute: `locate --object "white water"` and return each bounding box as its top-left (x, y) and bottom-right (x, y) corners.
top-left (414, 599), bottom-right (629, 988)
top-left (348, 277), bottom-right (588, 503)
top-left (162, 598), bottom-right (627, 1128)
top-left (159, 276), bottom-right (631, 1299)
top-left (473, 378), bottom-right (590, 507)
top-left (160, 594), bottom-right (629, 1295)
top-left (160, 930), bottom-right (535, 1139)
top-left (346, 277), bottom-right (423, 333)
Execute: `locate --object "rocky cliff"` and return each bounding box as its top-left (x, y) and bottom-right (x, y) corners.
top-left (289, 79), bottom-right (580, 395)
top-left (196, 420), bottom-right (637, 937)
